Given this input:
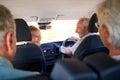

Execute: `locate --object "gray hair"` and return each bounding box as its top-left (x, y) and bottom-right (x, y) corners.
top-left (96, 0), bottom-right (120, 49)
top-left (78, 17), bottom-right (90, 27)
top-left (0, 4), bottom-right (16, 45)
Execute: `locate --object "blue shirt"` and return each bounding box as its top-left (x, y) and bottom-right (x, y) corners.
top-left (0, 57), bottom-right (38, 80)
top-left (0, 57), bottom-right (13, 68)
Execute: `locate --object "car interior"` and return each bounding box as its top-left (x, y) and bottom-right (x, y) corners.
top-left (1, 0), bottom-right (120, 80)
top-left (12, 13), bottom-right (118, 80)
top-left (12, 19), bottom-right (46, 73)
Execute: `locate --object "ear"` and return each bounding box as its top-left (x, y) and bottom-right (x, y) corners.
top-left (4, 31), bottom-right (15, 61)
top-left (102, 24), bottom-right (109, 38)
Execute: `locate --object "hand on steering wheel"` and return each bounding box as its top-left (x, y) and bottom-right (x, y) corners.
top-left (62, 38), bottom-right (77, 47)
top-left (59, 38), bottom-right (77, 58)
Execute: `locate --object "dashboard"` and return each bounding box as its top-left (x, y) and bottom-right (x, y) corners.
top-left (40, 41), bottom-right (63, 66)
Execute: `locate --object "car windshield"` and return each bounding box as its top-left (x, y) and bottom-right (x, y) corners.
top-left (28, 20), bottom-right (79, 43)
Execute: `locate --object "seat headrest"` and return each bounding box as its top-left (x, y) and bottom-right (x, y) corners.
top-left (15, 18), bottom-right (32, 42)
top-left (51, 58), bottom-right (98, 80)
top-left (84, 53), bottom-right (120, 80)
top-left (88, 13), bottom-right (98, 33)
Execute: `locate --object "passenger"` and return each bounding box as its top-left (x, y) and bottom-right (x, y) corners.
top-left (0, 4), bottom-right (38, 79)
top-left (60, 17), bottom-right (97, 55)
top-left (29, 25), bottom-right (41, 46)
top-left (96, 0), bottom-right (120, 61)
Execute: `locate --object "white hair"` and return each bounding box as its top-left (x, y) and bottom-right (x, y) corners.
top-left (78, 17), bottom-right (90, 27)
top-left (96, 0), bottom-right (120, 49)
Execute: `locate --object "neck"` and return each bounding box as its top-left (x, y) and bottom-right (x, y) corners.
top-left (0, 49), bottom-right (4, 58)
top-left (109, 46), bottom-right (120, 56)
top-left (0, 49), bottom-right (11, 62)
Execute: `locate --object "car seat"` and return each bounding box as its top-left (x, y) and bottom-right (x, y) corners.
top-left (84, 53), bottom-right (120, 80)
top-left (51, 58), bottom-right (98, 80)
top-left (12, 18), bottom-right (46, 73)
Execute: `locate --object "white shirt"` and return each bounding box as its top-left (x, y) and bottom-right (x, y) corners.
top-left (71, 33), bottom-right (98, 55)
top-left (60, 33), bottom-right (99, 55)
top-left (112, 55), bottom-right (120, 61)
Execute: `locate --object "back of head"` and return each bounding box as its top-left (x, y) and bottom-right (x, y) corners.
top-left (0, 4), bottom-right (15, 46)
top-left (0, 4), bottom-right (16, 61)
top-left (96, 0), bottom-right (120, 49)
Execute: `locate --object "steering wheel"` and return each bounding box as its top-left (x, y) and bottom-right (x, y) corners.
top-left (60, 39), bottom-right (77, 58)
top-left (62, 39), bottom-right (77, 47)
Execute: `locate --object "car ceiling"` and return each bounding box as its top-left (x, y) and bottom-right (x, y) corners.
top-left (0, 0), bottom-right (104, 22)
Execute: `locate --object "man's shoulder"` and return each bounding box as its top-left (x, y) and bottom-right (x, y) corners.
top-left (0, 66), bottom-right (37, 80)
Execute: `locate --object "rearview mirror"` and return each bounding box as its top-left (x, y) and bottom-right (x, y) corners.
top-left (38, 22), bottom-right (51, 30)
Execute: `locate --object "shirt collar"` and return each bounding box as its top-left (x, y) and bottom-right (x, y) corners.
top-left (112, 55), bottom-right (120, 61)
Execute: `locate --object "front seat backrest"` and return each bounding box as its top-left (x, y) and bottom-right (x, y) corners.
top-left (73, 35), bottom-right (109, 60)
top-left (12, 18), bottom-right (46, 73)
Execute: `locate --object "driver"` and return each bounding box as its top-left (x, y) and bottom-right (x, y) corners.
top-left (60, 17), bottom-right (97, 55)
